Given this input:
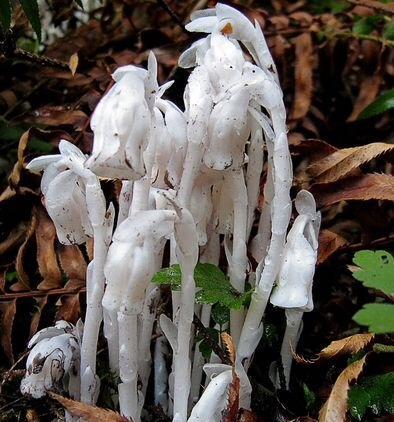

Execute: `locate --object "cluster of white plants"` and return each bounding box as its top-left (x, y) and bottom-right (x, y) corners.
top-left (21, 4), bottom-right (320, 421)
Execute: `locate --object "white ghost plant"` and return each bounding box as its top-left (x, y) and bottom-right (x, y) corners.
top-left (270, 190), bottom-right (320, 388)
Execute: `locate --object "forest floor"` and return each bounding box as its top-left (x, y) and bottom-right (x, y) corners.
top-left (0, 0), bottom-right (393, 421)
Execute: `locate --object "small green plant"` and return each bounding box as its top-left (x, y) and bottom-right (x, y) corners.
top-left (152, 263), bottom-right (252, 309)
top-left (349, 372), bottom-right (394, 420)
top-left (351, 250), bottom-right (394, 333)
top-left (359, 89), bottom-right (394, 120)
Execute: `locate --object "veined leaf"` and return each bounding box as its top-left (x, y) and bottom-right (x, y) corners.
top-left (319, 356), bottom-right (367, 422)
top-left (359, 89), bottom-right (394, 119)
top-left (353, 16), bottom-right (383, 36)
top-left (349, 372), bottom-right (394, 421)
top-left (19, 0), bottom-right (41, 42)
top-left (0, 0), bottom-right (12, 30)
top-left (352, 250), bottom-right (394, 295)
top-left (152, 263), bottom-right (251, 309)
top-left (383, 20), bottom-right (394, 41)
top-left (353, 303), bottom-right (394, 334)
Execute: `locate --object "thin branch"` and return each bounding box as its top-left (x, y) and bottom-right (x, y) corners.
top-left (346, 0), bottom-right (394, 15)
top-left (0, 287), bottom-right (85, 300)
top-left (157, 0), bottom-right (189, 34)
top-left (192, 314), bottom-right (232, 365)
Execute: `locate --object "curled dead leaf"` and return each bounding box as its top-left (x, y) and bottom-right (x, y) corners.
top-left (347, 73), bottom-right (382, 122)
top-left (294, 333), bottom-right (375, 365)
top-left (312, 174), bottom-right (394, 207)
top-left (290, 33), bottom-right (315, 120)
top-left (49, 392), bottom-right (132, 421)
top-left (35, 207), bottom-right (63, 291)
top-left (308, 143), bottom-right (394, 184)
top-left (69, 52), bottom-right (79, 77)
top-left (317, 230), bottom-right (348, 265)
top-left (0, 299), bottom-right (17, 363)
top-left (318, 356), bottom-right (367, 422)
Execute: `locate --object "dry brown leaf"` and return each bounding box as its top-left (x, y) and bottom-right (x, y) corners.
top-left (35, 207), bottom-right (63, 290)
top-left (28, 107), bottom-right (87, 129)
top-left (236, 409), bottom-right (258, 422)
top-left (49, 392), bottom-right (131, 421)
top-left (347, 73), bottom-right (382, 122)
top-left (69, 52), bottom-right (79, 77)
top-left (221, 332), bottom-right (236, 365)
top-left (317, 230), bottom-right (348, 265)
top-left (0, 299), bottom-right (17, 363)
top-left (26, 409), bottom-right (40, 422)
top-left (221, 333), bottom-right (240, 422)
top-left (308, 143), bottom-right (394, 184)
top-left (58, 244), bottom-right (87, 281)
top-left (290, 33), bottom-right (315, 120)
top-left (13, 215), bottom-right (37, 291)
top-left (29, 296), bottom-right (48, 338)
top-left (318, 356), bottom-right (367, 422)
top-left (295, 333), bottom-right (374, 364)
top-left (55, 278), bottom-right (84, 322)
top-left (312, 173), bottom-right (394, 207)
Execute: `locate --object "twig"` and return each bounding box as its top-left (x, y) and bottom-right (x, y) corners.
top-left (6, 48), bottom-right (70, 70)
top-left (157, 0), bottom-right (189, 34)
top-left (0, 287), bottom-right (86, 300)
top-left (192, 313), bottom-right (232, 365)
top-left (333, 30), bottom-right (394, 47)
top-left (346, 0), bottom-right (394, 15)
top-left (343, 233), bottom-right (394, 253)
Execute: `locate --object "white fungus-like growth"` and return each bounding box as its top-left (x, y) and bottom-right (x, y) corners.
top-left (22, 4), bottom-right (320, 420)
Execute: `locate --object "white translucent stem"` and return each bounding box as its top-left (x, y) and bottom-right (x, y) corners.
top-left (118, 181), bottom-right (134, 225)
top-left (279, 309), bottom-right (303, 390)
top-left (118, 311), bottom-right (140, 420)
top-left (80, 183), bottom-right (110, 404)
top-left (139, 285), bottom-right (160, 397)
top-left (154, 333), bottom-right (169, 412)
top-left (178, 142), bottom-right (204, 209)
top-left (173, 273), bottom-right (195, 422)
top-left (188, 370), bottom-right (232, 422)
top-left (130, 177), bottom-right (150, 213)
top-left (228, 170), bottom-right (248, 345)
top-left (238, 106), bottom-right (292, 371)
top-left (189, 304), bottom-right (211, 408)
top-left (246, 123), bottom-right (264, 239)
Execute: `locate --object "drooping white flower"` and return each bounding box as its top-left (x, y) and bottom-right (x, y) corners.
top-left (270, 190), bottom-right (320, 312)
top-left (27, 140), bottom-right (93, 245)
top-left (21, 321), bottom-right (81, 399)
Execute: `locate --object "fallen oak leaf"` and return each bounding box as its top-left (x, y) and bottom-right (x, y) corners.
top-left (294, 333), bottom-right (374, 365)
top-left (318, 355), bottom-right (368, 422)
top-left (317, 230), bottom-right (348, 265)
top-left (308, 143), bottom-right (394, 184)
top-left (49, 392), bottom-right (132, 421)
top-left (347, 73), bottom-right (382, 122)
top-left (290, 32), bottom-right (315, 120)
top-left (68, 52), bottom-right (79, 77)
top-left (221, 333), bottom-right (240, 422)
top-left (311, 173), bottom-right (394, 207)
top-left (0, 299), bottom-right (17, 363)
top-left (35, 206), bottom-right (63, 291)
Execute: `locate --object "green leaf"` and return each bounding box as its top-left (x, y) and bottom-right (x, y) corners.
top-left (196, 327), bottom-right (219, 359)
top-left (353, 303), bottom-right (394, 334)
top-left (19, 0), bottom-right (41, 42)
top-left (383, 21), bottom-right (394, 41)
top-left (29, 138), bottom-right (53, 153)
top-left (310, 0), bottom-right (350, 14)
top-left (352, 250), bottom-right (394, 295)
top-left (302, 382), bottom-right (316, 412)
top-left (349, 372), bottom-right (394, 420)
top-left (0, 0), bottom-right (12, 30)
top-left (353, 16), bottom-right (383, 36)
top-left (359, 89), bottom-right (394, 119)
top-left (152, 263), bottom-right (252, 309)
top-left (211, 303), bottom-right (230, 326)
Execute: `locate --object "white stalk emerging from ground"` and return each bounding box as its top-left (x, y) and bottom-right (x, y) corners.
top-left (270, 190), bottom-right (320, 388)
